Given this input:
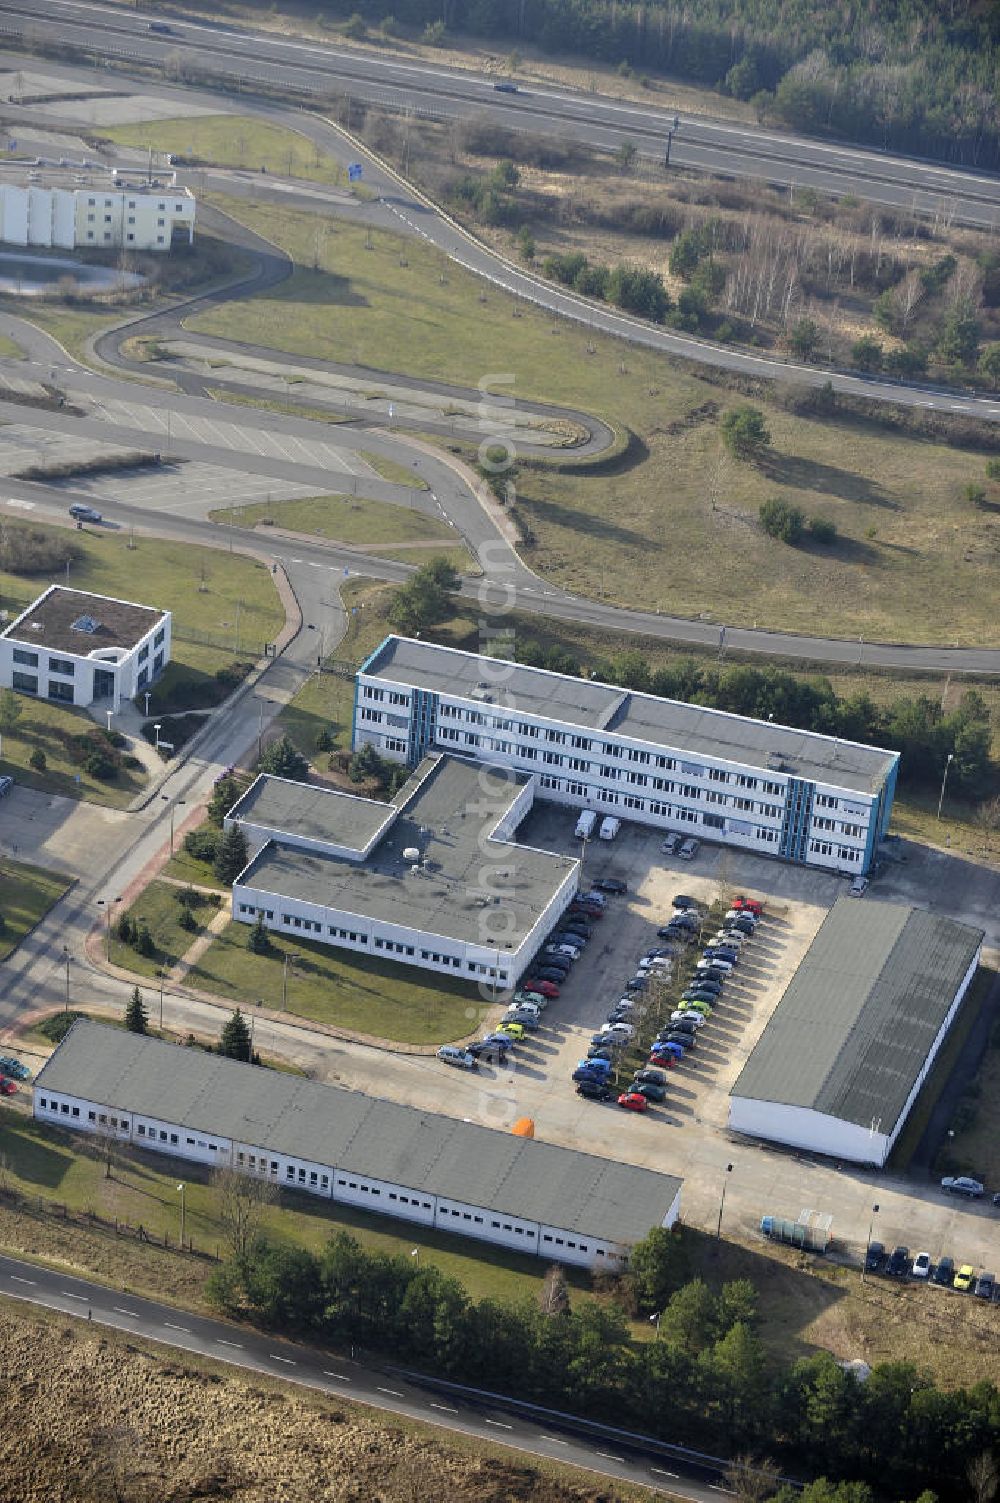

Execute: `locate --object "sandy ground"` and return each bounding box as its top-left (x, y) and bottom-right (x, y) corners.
top-left (0, 1302), bottom-right (621, 1503)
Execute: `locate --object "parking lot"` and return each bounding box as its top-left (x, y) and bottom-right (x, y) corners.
top-left (509, 806), bottom-right (834, 1140)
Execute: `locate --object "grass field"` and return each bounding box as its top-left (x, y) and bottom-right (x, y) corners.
top-left (193, 195), bottom-right (1000, 646)
top-left (947, 1038), bottom-right (1000, 1188)
top-left (209, 492), bottom-right (460, 548)
top-left (0, 696), bottom-right (151, 807)
top-left (111, 881), bottom-right (222, 981)
top-left (187, 921), bottom-right (492, 1044)
top-left (99, 114), bottom-right (349, 187)
top-left (358, 449), bottom-right (429, 489)
top-left (3, 303), bottom-right (123, 365)
top-left (0, 859), bottom-right (72, 959)
top-left (0, 332), bottom-right (23, 359)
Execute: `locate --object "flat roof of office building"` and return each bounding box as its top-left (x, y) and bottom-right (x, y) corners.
top-left (237, 755), bottom-right (577, 950)
top-left (730, 898), bottom-right (983, 1134)
top-left (36, 1021), bottom-right (683, 1248)
top-left (228, 774), bottom-right (393, 854)
top-left (1, 586), bottom-right (165, 654)
top-left (360, 636), bottom-right (898, 796)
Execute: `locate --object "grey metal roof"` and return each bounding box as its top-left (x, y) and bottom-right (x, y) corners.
top-left (730, 898), bottom-right (983, 1133)
top-left (228, 775), bottom-right (392, 853)
top-left (238, 756), bottom-right (576, 950)
top-left (361, 637), bottom-right (897, 797)
top-left (35, 1022), bottom-right (682, 1246)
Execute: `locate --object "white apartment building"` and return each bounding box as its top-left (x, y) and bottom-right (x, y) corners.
top-left (0, 586), bottom-right (171, 710)
top-left (0, 180), bottom-right (195, 252)
top-left (353, 637), bottom-right (900, 877)
top-left (227, 754), bottom-right (579, 989)
top-left (34, 1021), bottom-right (683, 1271)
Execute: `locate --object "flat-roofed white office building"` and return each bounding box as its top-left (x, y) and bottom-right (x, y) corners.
top-left (352, 637), bottom-right (899, 877)
top-left (34, 1021), bottom-right (684, 1270)
top-left (227, 754), bottom-right (579, 990)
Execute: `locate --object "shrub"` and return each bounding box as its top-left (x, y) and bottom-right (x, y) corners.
top-left (115, 913), bottom-right (135, 945)
top-left (315, 727), bottom-right (335, 753)
top-left (247, 914), bottom-right (273, 955)
top-left (183, 827), bottom-right (220, 864)
top-left (759, 498), bottom-right (805, 544)
top-left (84, 748), bottom-right (117, 781)
top-left (133, 920), bottom-right (156, 958)
top-left (721, 406), bottom-right (770, 462)
top-left (38, 1010), bottom-right (87, 1044)
top-left (28, 748), bottom-right (46, 771)
top-left (178, 906), bottom-right (197, 933)
top-left (965, 483), bottom-right (988, 509)
top-left (807, 516), bottom-right (838, 544)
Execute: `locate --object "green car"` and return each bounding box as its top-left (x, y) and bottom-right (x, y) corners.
top-left (514, 990), bottom-right (547, 1009)
top-left (683, 999), bottom-right (713, 1017)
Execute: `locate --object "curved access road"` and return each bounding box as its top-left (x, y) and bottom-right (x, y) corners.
top-left (0, 1249), bottom-right (742, 1501)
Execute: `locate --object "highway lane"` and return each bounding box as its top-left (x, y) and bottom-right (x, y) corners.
top-left (0, 1250), bottom-right (732, 1500)
top-left (10, 0), bottom-right (1000, 229)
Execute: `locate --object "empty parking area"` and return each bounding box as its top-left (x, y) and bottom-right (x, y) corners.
top-left (511, 807), bottom-right (839, 1138)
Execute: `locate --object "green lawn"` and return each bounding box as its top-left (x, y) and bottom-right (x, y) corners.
top-left (0, 700), bottom-right (148, 808)
top-left (188, 922), bottom-right (492, 1045)
top-left (205, 386), bottom-right (350, 423)
top-left (0, 1105), bottom-right (584, 1309)
top-left (0, 859), bottom-right (72, 959)
top-left (3, 303), bottom-right (123, 364)
top-left (358, 449), bottom-right (429, 489)
top-left (193, 194), bottom-right (1000, 646)
top-left (112, 881), bottom-right (222, 981)
top-left (0, 332), bottom-right (23, 359)
top-left (100, 114), bottom-right (348, 187)
top-left (210, 492), bottom-right (459, 547)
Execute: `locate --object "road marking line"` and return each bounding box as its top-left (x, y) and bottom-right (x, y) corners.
top-left (269, 1354), bottom-right (296, 1365)
top-left (430, 1402), bottom-right (458, 1412)
top-left (377, 1386), bottom-right (405, 1397)
top-left (217, 1338), bottom-right (243, 1348)
top-left (651, 1467), bottom-right (679, 1478)
top-left (596, 1452), bottom-right (624, 1463)
top-left (709, 1488), bottom-right (736, 1495)
top-left (323, 1371), bottom-right (351, 1381)
top-left (541, 1435), bottom-right (568, 1444)
top-left (164, 1322), bottom-right (190, 1332)
top-left (484, 1419), bottom-right (513, 1430)
top-left (113, 1307), bottom-right (139, 1317)
top-left (9, 1275), bottom-right (36, 1285)
top-left (61, 1291), bottom-right (88, 1300)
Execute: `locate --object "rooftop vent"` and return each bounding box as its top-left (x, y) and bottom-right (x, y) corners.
top-left (71, 614), bottom-right (101, 635)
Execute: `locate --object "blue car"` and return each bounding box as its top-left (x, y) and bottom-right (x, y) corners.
top-left (650, 1040), bottom-right (686, 1060)
top-left (576, 1057), bottom-right (613, 1074)
top-left (573, 1066), bottom-right (611, 1084)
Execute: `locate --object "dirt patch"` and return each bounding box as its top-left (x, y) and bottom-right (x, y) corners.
top-left (0, 1303), bottom-right (625, 1503)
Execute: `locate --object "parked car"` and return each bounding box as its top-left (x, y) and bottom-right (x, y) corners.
top-left (865, 1240), bottom-right (886, 1274)
top-left (436, 1045), bottom-right (477, 1070)
top-left (731, 896), bottom-right (763, 915)
top-left (468, 1040), bottom-right (509, 1063)
top-left (496, 1022), bottom-right (525, 1041)
top-left (634, 1068), bottom-right (668, 1086)
top-left (954, 1264), bottom-right (975, 1292)
top-left (678, 1003), bottom-right (711, 1020)
top-left (634, 1081), bottom-right (668, 1103)
top-left (649, 1043), bottom-right (683, 1063)
top-left (587, 1044), bottom-right (615, 1061)
top-left (850, 875), bottom-right (870, 897)
top-left (671, 895), bottom-right (699, 909)
top-left (569, 902), bottom-right (603, 920)
top-left (683, 991), bottom-right (720, 1008)
top-left (502, 1009), bottom-right (540, 1029)
top-left (573, 1066), bottom-right (610, 1084)
top-left (545, 943), bottom-right (581, 960)
top-left (625, 976), bottom-right (648, 992)
top-left (911, 1252), bottom-right (932, 1280)
top-left (664, 1030), bottom-right (696, 1050)
top-left (670, 1010), bottom-right (706, 1027)
top-left (930, 1256), bottom-right (954, 1287)
top-left (556, 926), bottom-right (589, 945)
top-left (697, 959), bottom-right (732, 976)
top-left (941, 1176), bottom-right (984, 1199)
top-left (661, 834), bottom-right (680, 855)
top-left (582, 890), bottom-right (607, 907)
top-left (522, 979), bottom-right (559, 997)
top-left (532, 968), bottom-right (567, 985)
top-left (513, 991), bottom-right (547, 1009)
top-left (638, 956), bottom-right (671, 971)
top-left (69, 503), bottom-right (102, 523)
top-left (725, 909), bottom-right (758, 928)
top-left (0, 1056), bottom-right (29, 1080)
top-left (539, 954), bottom-right (572, 973)
top-left (686, 976), bottom-right (722, 993)
top-left (577, 1080), bottom-right (612, 1101)
top-left (679, 838), bottom-right (699, 860)
top-left (886, 1245), bottom-right (910, 1278)
top-left (482, 1032), bottom-right (516, 1051)
top-left (617, 1091), bottom-right (648, 1112)
top-left (593, 877), bottom-right (627, 894)
top-left (703, 947), bottom-right (739, 966)
top-left (0, 1078), bottom-right (15, 1096)
top-left (602, 1021), bottom-right (635, 1040)
top-left (974, 1272), bottom-right (995, 1301)
top-left (0, 775), bottom-right (13, 798)
top-left (591, 1031), bottom-right (620, 1048)
top-left (659, 925), bottom-right (696, 945)
top-left (663, 1020), bottom-right (698, 1038)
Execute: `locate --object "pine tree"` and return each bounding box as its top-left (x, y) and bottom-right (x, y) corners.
top-left (247, 914), bottom-right (272, 955)
top-left (124, 985), bottom-right (148, 1035)
top-left (213, 822), bottom-right (249, 884)
top-left (219, 1008), bottom-right (252, 1061)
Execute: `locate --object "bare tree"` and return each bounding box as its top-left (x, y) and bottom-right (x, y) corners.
top-left (723, 1453), bottom-right (781, 1503)
top-left (97, 1115), bottom-right (120, 1181)
top-left (969, 1452), bottom-right (999, 1503)
top-left (212, 1164), bottom-right (277, 1263)
top-left (538, 1263), bottom-right (570, 1317)
top-left (974, 795), bottom-right (1000, 855)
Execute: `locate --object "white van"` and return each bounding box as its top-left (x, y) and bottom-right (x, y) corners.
top-left (599, 816), bottom-right (621, 841)
top-left (575, 809), bottom-right (597, 839)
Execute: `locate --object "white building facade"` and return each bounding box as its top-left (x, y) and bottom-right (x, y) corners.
top-left (34, 1023), bottom-right (683, 1271)
top-left (353, 638), bottom-right (900, 877)
top-left (0, 181), bottom-right (195, 252)
top-left (0, 586), bottom-right (171, 710)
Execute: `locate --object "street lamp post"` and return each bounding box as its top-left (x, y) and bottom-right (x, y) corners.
top-left (159, 970), bottom-right (165, 1031)
top-left (62, 945), bottom-right (70, 1013)
top-left (649, 1311), bottom-right (661, 1340)
top-left (282, 953), bottom-right (291, 1010)
top-left (664, 115), bottom-right (680, 167)
top-left (862, 1202), bottom-right (880, 1284)
top-left (716, 1162), bottom-right (734, 1239)
top-left (144, 692), bottom-right (151, 717)
top-left (936, 752), bottom-right (955, 822)
top-left (97, 896), bottom-right (123, 961)
top-left (153, 723), bottom-right (162, 754)
top-left (177, 1182), bottom-right (186, 1248)
top-left (161, 794), bottom-right (186, 854)
top-left (105, 707), bottom-right (113, 735)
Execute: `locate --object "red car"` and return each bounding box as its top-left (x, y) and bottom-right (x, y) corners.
top-left (522, 978), bottom-right (560, 998)
top-left (0, 1078), bottom-right (16, 1096)
top-left (570, 903), bottom-right (603, 920)
top-left (732, 896), bottom-right (763, 915)
top-left (617, 1091), bottom-right (649, 1112)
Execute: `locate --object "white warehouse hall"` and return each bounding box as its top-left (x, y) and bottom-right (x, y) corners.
top-left (33, 1021), bottom-right (684, 1270)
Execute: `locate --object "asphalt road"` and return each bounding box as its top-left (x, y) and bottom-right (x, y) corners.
top-left (9, 0), bottom-right (1000, 229)
top-left (0, 1249), bottom-right (739, 1501)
